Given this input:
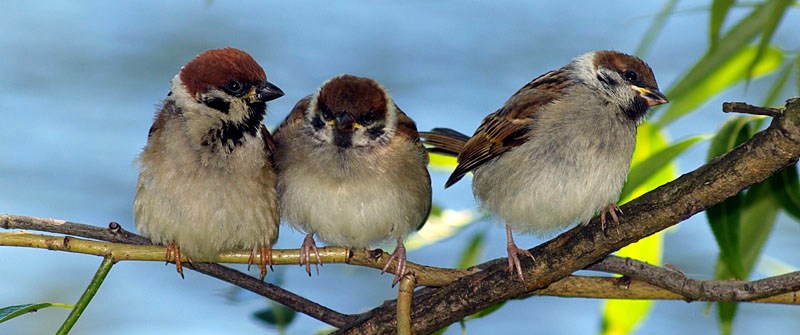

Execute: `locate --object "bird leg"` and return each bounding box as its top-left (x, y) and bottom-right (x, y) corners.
top-left (248, 244), bottom-right (274, 280)
top-left (506, 225), bottom-right (534, 281)
top-left (299, 233), bottom-right (322, 276)
top-left (165, 242), bottom-right (185, 279)
top-left (381, 238), bottom-right (409, 287)
top-left (599, 203), bottom-right (623, 233)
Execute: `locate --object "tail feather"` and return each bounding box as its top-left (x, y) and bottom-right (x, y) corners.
top-left (419, 128), bottom-right (470, 157)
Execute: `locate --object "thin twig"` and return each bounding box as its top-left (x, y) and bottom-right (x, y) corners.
top-left (55, 256), bottom-right (115, 335)
top-left (0, 216), bottom-right (357, 328)
top-left (722, 101), bottom-right (785, 117)
top-left (589, 256), bottom-right (800, 302)
top-left (397, 275), bottom-right (416, 335)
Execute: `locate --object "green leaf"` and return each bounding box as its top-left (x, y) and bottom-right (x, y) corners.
top-left (710, 0), bottom-right (735, 47)
top-left (254, 302), bottom-right (297, 331)
top-left (656, 0), bottom-right (789, 126)
top-left (620, 134), bottom-right (708, 201)
top-left (796, 55), bottom-right (800, 96)
top-left (405, 208), bottom-right (479, 250)
top-left (603, 124), bottom-right (672, 335)
top-left (456, 232), bottom-right (486, 269)
top-left (769, 164), bottom-right (800, 220)
top-left (745, 0), bottom-right (794, 81)
top-left (428, 152), bottom-right (458, 172)
top-left (656, 45), bottom-right (783, 127)
top-left (602, 230), bottom-right (663, 335)
top-left (762, 60), bottom-right (795, 106)
top-left (712, 153), bottom-right (781, 335)
top-left (635, 0), bottom-right (679, 57)
top-left (0, 303), bottom-right (74, 324)
top-left (706, 116), bottom-right (759, 279)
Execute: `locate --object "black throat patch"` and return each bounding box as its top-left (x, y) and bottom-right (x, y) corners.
top-left (333, 130), bottom-right (353, 148)
top-left (621, 96), bottom-right (649, 123)
top-left (201, 101), bottom-right (265, 151)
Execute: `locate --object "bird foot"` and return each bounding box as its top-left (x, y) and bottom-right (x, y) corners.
top-left (381, 240), bottom-right (408, 287)
top-left (507, 241), bottom-right (534, 282)
top-left (248, 244), bottom-right (274, 280)
top-left (600, 203), bottom-right (623, 233)
top-left (299, 234), bottom-right (322, 276)
top-left (165, 242), bottom-right (187, 279)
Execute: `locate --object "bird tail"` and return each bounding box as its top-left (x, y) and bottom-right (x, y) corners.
top-left (419, 128), bottom-right (470, 157)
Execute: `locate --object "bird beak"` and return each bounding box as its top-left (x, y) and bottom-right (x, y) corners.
top-left (632, 85), bottom-right (669, 107)
top-left (253, 82), bottom-right (285, 102)
top-left (334, 113), bottom-right (356, 131)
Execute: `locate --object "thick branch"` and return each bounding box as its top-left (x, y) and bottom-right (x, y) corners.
top-left (338, 99), bottom-right (800, 334)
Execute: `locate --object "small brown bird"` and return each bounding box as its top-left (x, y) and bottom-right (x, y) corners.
top-left (134, 48), bottom-right (284, 278)
top-left (421, 50), bottom-right (668, 281)
top-left (274, 74), bottom-right (431, 285)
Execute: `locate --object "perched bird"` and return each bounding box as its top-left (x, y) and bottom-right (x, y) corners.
top-left (420, 50), bottom-right (668, 281)
top-left (134, 47), bottom-right (285, 278)
top-left (274, 74), bottom-right (431, 285)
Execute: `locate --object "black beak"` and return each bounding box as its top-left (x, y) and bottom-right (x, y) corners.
top-left (256, 82), bottom-right (285, 102)
top-left (335, 113), bottom-right (355, 131)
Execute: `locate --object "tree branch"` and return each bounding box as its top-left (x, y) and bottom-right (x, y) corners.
top-left (336, 99), bottom-right (800, 334)
top-left (0, 215), bottom-right (358, 328)
top-left (591, 256), bottom-right (800, 302)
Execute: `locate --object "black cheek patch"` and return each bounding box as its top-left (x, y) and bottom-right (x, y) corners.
top-left (622, 96), bottom-right (650, 122)
top-left (333, 131), bottom-right (352, 148)
top-left (366, 125), bottom-right (385, 140)
top-left (597, 74), bottom-right (617, 86)
top-left (203, 97), bottom-right (231, 114)
top-left (311, 115), bottom-right (325, 130)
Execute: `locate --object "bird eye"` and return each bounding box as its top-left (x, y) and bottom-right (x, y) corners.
top-left (320, 107), bottom-right (334, 121)
top-left (223, 80), bottom-right (245, 95)
top-left (359, 112), bottom-right (375, 125)
top-left (623, 70), bottom-right (638, 82)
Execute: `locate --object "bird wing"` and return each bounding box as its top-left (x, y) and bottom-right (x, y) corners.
top-left (446, 72), bottom-right (568, 188)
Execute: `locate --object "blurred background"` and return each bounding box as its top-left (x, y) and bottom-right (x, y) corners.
top-left (1, 1), bottom-right (799, 334)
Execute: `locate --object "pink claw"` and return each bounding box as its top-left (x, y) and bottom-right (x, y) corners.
top-left (382, 239), bottom-right (408, 287)
top-left (506, 226), bottom-right (534, 281)
top-left (600, 203), bottom-right (623, 232)
top-left (299, 233), bottom-right (322, 276)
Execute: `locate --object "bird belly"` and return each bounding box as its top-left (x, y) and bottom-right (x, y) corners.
top-left (279, 160), bottom-right (428, 248)
top-left (472, 133), bottom-right (632, 235)
top-left (134, 159), bottom-right (278, 260)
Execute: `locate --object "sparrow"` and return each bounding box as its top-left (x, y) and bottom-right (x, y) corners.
top-left (420, 50), bottom-right (668, 281)
top-left (134, 47), bottom-right (285, 279)
top-left (274, 74), bottom-right (431, 285)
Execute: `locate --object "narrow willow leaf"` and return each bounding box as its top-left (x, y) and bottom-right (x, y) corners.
top-left (602, 124), bottom-right (671, 335)
top-left (429, 152), bottom-right (458, 172)
top-left (636, 0), bottom-right (679, 57)
top-left (620, 135), bottom-right (707, 200)
top-left (0, 303), bottom-right (74, 323)
top-left (405, 208), bottom-right (479, 250)
top-left (769, 164), bottom-right (800, 220)
top-left (710, 0), bottom-right (735, 47)
top-left (601, 229), bottom-right (663, 335)
top-left (714, 181), bottom-right (780, 335)
top-left (706, 116), bottom-right (759, 279)
top-left (456, 232), bottom-right (486, 269)
top-left (657, 46), bottom-right (782, 127)
top-left (253, 302), bottom-right (297, 329)
top-left (656, 0), bottom-right (788, 126)
top-left (762, 60), bottom-right (795, 106)
top-left (745, 0), bottom-right (794, 81)
top-left (796, 55), bottom-right (800, 96)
